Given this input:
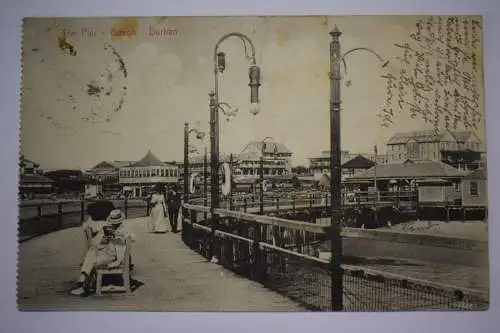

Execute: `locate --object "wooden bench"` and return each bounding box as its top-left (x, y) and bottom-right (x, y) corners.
top-left (95, 236), bottom-right (133, 296)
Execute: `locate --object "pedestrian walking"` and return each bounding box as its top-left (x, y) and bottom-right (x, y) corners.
top-left (147, 184), bottom-right (168, 233)
top-left (167, 185), bottom-right (182, 233)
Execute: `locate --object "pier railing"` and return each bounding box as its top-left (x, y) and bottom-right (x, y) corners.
top-left (18, 198), bottom-right (149, 241)
top-left (181, 203), bottom-right (489, 311)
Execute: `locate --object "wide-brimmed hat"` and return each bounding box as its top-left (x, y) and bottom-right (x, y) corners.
top-left (87, 200), bottom-right (115, 221)
top-left (107, 209), bottom-right (125, 225)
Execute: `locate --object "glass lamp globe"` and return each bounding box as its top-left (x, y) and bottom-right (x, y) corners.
top-left (249, 101), bottom-right (261, 116)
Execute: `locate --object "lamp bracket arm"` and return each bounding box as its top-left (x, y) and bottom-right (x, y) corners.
top-left (213, 32), bottom-right (257, 71)
top-left (340, 47), bottom-right (387, 75)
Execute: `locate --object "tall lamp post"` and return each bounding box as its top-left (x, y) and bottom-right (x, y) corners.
top-left (329, 26), bottom-right (388, 311)
top-left (183, 122), bottom-right (206, 205)
top-left (259, 136), bottom-right (276, 215)
top-left (210, 33), bottom-right (261, 227)
top-left (203, 146), bottom-right (208, 208)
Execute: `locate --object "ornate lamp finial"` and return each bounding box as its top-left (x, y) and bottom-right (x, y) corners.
top-left (330, 25), bottom-right (342, 38)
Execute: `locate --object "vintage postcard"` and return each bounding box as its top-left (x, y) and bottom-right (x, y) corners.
top-left (18, 16), bottom-right (488, 312)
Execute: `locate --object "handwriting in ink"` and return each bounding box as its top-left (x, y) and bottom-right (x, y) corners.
top-left (378, 15), bottom-right (483, 132)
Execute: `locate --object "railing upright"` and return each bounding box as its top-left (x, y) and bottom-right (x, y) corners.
top-left (57, 202), bottom-right (63, 230)
top-left (80, 200), bottom-right (85, 223)
top-left (124, 196), bottom-right (129, 218)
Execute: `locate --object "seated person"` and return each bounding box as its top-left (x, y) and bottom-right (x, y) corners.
top-left (83, 200), bottom-right (116, 238)
top-left (71, 209), bottom-right (136, 296)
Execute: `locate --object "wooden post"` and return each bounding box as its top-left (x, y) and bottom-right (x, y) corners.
top-left (37, 204), bottom-right (42, 219)
top-left (295, 230), bottom-right (302, 254)
top-left (80, 199), bottom-right (85, 223)
top-left (292, 194), bottom-right (296, 213)
top-left (251, 222), bottom-right (263, 280)
top-left (57, 202), bottom-right (63, 230)
top-left (243, 197), bottom-right (248, 213)
top-left (124, 196), bottom-right (129, 218)
top-left (276, 196), bottom-right (280, 213)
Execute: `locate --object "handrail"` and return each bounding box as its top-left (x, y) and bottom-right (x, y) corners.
top-left (183, 203), bottom-right (488, 250)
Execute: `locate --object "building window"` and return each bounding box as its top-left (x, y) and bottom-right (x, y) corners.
top-left (407, 142), bottom-right (419, 159)
top-left (469, 182), bottom-right (479, 196)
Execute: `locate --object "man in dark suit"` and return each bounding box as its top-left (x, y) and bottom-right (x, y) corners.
top-left (166, 185), bottom-right (182, 233)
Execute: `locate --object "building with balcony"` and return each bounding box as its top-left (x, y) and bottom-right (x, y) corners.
top-left (386, 129), bottom-right (483, 169)
top-left (119, 150), bottom-right (179, 198)
top-left (236, 140), bottom-right (293, 177)
top-left (19, 156), bottom-right (55, 199)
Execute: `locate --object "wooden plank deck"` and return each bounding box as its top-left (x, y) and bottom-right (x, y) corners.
top-left (17, 217), bottom-right (305, 311)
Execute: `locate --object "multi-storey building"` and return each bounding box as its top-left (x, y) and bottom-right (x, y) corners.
top-left (236, 140), bottom-right (293, 177)
top-left (180, 141), bottom-right (292, 180)
top-left (119, 150), bottom-right (179, 198)
top-left (386, 129), bottom-right (483, 169)
top-left (19, 156), bottom-right (55, 199)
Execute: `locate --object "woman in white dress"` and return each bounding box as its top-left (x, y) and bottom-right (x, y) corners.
top-left (148, 185), bottom-right (168, 233)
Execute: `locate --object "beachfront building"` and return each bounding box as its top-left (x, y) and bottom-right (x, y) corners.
top-left (386, 129), bottom-right (483, 169)
top-left (309, 150), bottom-right (385, 181)
top-left (119, 150), bottom-right (179, 198)
top-left (344, 159), bottom-right (466, 204)
top-left (44, 169), bottom-right (87, 197)
top-left (85, 160), bottom-right (134, 197)
top-left (236, 140), bottom-right (293, 177)
top-left (19, 156), bottom-right (55, 199)
top-left (341, 155), bottom-right (375, 178)
top-left (461, 168), bottom-right (488, 208)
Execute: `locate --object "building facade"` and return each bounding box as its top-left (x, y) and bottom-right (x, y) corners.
top-left (119, 150), bottom-right (179, 198)
top-left (85, 160), bottom-right (134, 197)
top-left (461, 168), bottom-right (487, 207)
top-left (236, 140), bottom-right (293, 177)
top-left (386, 129), bottom-right (483, 167)
top-left (19, 156), bottom-right (55, 199)
top-left (309, 150), bottom-right (385, 181)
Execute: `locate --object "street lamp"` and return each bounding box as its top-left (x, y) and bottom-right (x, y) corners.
top-left (184, 122), bottom-right (206, 205)
top-left (210, 33), bottom-right (261, 227)
top-left (328, 25), bottom-right (389, 312)
top-left (259, 136), bottom-right (276, 215)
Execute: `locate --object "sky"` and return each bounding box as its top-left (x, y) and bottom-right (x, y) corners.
top-left (20, 15), bottom-right (485, 170)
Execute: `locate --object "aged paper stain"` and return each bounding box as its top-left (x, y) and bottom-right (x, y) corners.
top-left (276, 29), bottom-right (290, 46)
top-left (57, 30), bottom-right (76, 56)
top-left (321, 16), bottom-right (329, 29)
